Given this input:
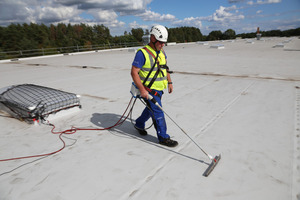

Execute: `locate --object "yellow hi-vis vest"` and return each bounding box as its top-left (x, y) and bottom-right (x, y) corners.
top-left (138, 45), bottom-right (168, 91)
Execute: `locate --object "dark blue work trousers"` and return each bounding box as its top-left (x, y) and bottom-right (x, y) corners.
top-left (135, 90), bottom-right (170, 141)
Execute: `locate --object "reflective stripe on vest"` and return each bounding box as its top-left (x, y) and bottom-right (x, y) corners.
top-left (138, 45), bottom-right (168, 90)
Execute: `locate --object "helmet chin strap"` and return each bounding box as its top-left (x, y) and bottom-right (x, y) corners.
top-left (151, 40), bottom-right (159, 51)
top-left (149, 35), bottom-right (160, 51)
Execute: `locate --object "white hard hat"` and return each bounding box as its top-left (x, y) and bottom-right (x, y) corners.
top-left (150, 25), bottom-right (168, 42)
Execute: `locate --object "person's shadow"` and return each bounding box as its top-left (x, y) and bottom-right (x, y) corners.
top-left (90, 112), bottom-right (207, 165)
top-left (90, 112), bottom-right (158, 143)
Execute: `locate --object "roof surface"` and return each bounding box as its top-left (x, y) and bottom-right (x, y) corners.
top-left (0, 37), bottom-right (300, 200)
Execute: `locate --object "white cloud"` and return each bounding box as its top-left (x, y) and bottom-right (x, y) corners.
top-left (240, 25), bottom-right (258, 32)
top-left (129, 21), bottom-right (149, 29)
top-left (0, 0), bottom-right (144, 31)
top-left (206, 6), bottom-right (244, 22)
top-left (55, 0), bottom-right (152, 15)
top-left (172, 5), bottom-right (245, 35)
top-left (91, 10), bottom-right (118, 22)
top-left (106, 20), bottom-right (125, 28)
top-left (247, 0), bottom-right (281, 5)
top-left (172, 17), bottom-right (202, 28)
top-left (0, 0), bottom-right (172, 36)
top-left (238, 17), bottom-right (300, 34)
top-left (38, 6), bottom-right (78, 23)
top-left (258, 0), bottom-right (281, 4)
top-left (0, 0), bottom-right (78, 25)
top-left (275, 18), bottom-right (300, 30)
top-left (225, 5), bottom-right (238, 11)
top-left (84, 9), bottom-right (125, 28)
top-left (214, 6), bottom-right (232, 21)
top-left (0, 0), bottom-right (295, 36)
top-left (137, 10), bottom-right (176, 21)
top-left (0, 0), bottom-right (34, 23)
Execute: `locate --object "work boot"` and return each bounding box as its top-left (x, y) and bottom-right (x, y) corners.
top-left (159, 138), bottom-right (178, 147)
top-left (135, 126), bottom-right (147, 136)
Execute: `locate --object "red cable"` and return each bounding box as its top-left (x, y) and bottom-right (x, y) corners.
top-left (0, 131), bottom-right (66, 162)
top-left (0, 97), bottom-right (134, 162)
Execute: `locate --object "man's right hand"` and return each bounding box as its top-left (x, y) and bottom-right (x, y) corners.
top-left (140, 89), bottom-right (149, 99)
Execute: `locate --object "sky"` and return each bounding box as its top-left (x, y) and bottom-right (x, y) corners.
top-left (0, 0), bottom-right (299, 36)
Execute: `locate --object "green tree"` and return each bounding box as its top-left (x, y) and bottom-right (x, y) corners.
top-left (49, 24), bottom-right (57, 45)
top-left (237, 32), bottom-right (256, 39)
top-left (264, 29), bottom-right (282, 37)
top-left (2, 24), bottom-right (23, 51)
top-left (131, 28), bottom-right (144, 42)
top-left (189, 27), bottom-right (203, 41)
top-left (207, 30), bottom-right (223, 41)
top-left (1, 22), bottom-right (299, 58)
top-left (81, 24), bottom-right (93, 46)
top-left (112, 34), bottom-right (137, 44)
top-left (168, 27), bottom-right (203, 43)
top-left (94, 24), bottom-right (111, 44)
top-left (282, 28), bottom-right (300, 37)
top-left (0, 26), bottom-right (4, 49)
top-left (222, 29), bottom-right (236, 40)
top-left (64, 23), bottom-right (75, 46)
top-left (56, 23), bottom-right (67, 46)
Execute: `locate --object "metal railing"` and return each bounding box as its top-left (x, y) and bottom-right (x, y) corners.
top-left (0, 42), bottom-right (142, 60)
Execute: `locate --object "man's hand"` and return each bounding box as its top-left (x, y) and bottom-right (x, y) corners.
top-left (168, 83), bottom-right (173, 94)
top-left (140, 89), bottom-right (149, 99)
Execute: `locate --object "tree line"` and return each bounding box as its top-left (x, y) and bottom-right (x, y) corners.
top-left (0, 23), bottom-right (299, 53)
top-left (236, 28), bottom-right (300, 39)
top-left (0, 23), bottom-right (114, 52)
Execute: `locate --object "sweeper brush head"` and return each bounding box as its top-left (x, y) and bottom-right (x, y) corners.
top-left (203, 154), bottom-right (221, 177)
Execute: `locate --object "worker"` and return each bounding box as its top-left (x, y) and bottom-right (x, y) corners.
top-left (131, 25), bottom-right (178, 147)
